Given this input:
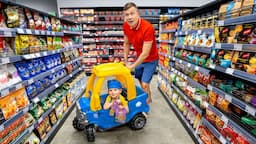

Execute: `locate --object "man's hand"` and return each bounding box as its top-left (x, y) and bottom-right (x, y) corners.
top-left (125, 63), bottom-right (135, 70)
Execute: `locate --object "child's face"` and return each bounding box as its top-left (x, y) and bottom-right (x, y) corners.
top-left (108, 88), bottom-right (122, 99)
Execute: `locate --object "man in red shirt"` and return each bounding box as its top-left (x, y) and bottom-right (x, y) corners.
top-left (123, 2), bottom-right (158, 104)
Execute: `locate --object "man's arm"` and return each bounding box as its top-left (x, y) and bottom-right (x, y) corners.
top-left (128, 41), bottom-right (152, 69)
top-left (123, 35), bottom-right (130, 63)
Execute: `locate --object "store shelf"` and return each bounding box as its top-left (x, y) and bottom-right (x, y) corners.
top-left (207, 84), bottom-right (256, 117)
top-left (0, 82), bottom-right (23, 97)
top-left (172, 57), bottom-right (210, 75)
top-left (16, 28), bottom-right (64, 36)
top-left (208, 64), bottom-right (256, 84)
top-left (201, 117), bottom-right (228, 144)
top-left (63, 31), bottom-right (81, 35)
top-left (171, 67), bottom-right (207, 91)
top-left (177, 28), bottom-right (213, 36)
top-left (83, 27), bottom-right (122, 31)
top-left (95, 34), bottom-right (123, 37)
top-left (217, 13), bottom-right (256, 26)
top-left (94, 21), bottom-right (123, 24)
top-left (175, 45), bottom-right (212, 54)
top-left (160, 29), bottom-right (176, 33)
top-left (83, 41), bottom-right (96, 44)
top-left (0, 27), bottom-right (16, 37)
top-left (0, 106), bottom-right (29, 132)
top-left (0, 55), bottom-right (22, 65)
top-left (95, 40), bottom-right (124, 43)
top-left (10, 126), bottom-right (32, 144)
top-left (205, 103), bottom-right (256, 144)
top-left (172, 83), bottom-right (203, 115)
top-left (159, 87), bottom-right (203, 144)
top-left (159, 40), bottom-right (175, 44)
top-left (22, 44), bottom-right (82, 60)
top-left (31, 67), bottom-right (83, 104)
top-left (42, 91), bottom-right (83, 144)
top-left (215, 43), bottom-right (256, 52)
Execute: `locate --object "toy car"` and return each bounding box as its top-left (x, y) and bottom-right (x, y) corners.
top-left (73, 62), bottom-right (150, 142)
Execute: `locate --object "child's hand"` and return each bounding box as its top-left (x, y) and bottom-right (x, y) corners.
top-left (116, 99), bottom-right (121, 104)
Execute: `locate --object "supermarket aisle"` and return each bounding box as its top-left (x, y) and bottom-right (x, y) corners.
top-left (51, 75), bottom-right (194, 144)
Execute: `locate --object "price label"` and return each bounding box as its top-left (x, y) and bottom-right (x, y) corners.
top-left (207, 85), bottom-right (213, 91)
top-left (35, 53), bottom-right (40, 57)
top-left (198, 30), bottom-right (202, 34)
top-left (245, 106), bottom-right (255, 115)
top-left (234, 44), bottom-right (242, 51)
top-left (38, 117), bottom-right (43, 123)
top-left (221, 115), bottom-right (229, 124)
top-left (215, 43), bottom-right (221, 48)
top-left (55, 83), bottom-right (59, 88)
top-left (225, 94), bottom-right (232, 102)
top-left (1, 57), bottom-right (10, 64)
top-left (29, 125), bottom-right (35, 133)
top-left (47, 31), bottom-right (51, 35)
top-left (4, 31), bottom-right (12, 37)
top-left (69, 74), bottom-right (73, 77)
top-left (34, 30), bottom-right (40, 35)
top-left (204, 102), bottom-right (209, 108)
top-left (28, 79), bottom-right (34, 85)
top-left (16, 83), bottom-right (23, 89)
top-left (23, 107), bottom-right (29, 113)
top-left (225, 68), bottom-right (234, 75)
top-left (187, 63), bottom-right (191, 67)
top-left (219, 136), bottom-right (226, 144)
top-left (218, 20), bottom-right (224, 26)
top-left (33, 97), bottom-right (40, 103)
top-left (26, 29), bottom-right (32, 34)
top-left (1, 88), bottom-right (9, 96)
top-left (195, 66), bottom-right (199, 71)
top-left (17, 28), bottom-right (24, 33)
top-left (41, 52), bottom-right (47, 56)
top-left (52, 32), bottom-right (55, 35)
top-left (209, 64), bottom-right (216, 69)
top-left (41, 31), bottom-right (46, 35)
top-left (51, 69), bottom-right (55, 73)
top-left (0, 125), bottom-right (4, 132)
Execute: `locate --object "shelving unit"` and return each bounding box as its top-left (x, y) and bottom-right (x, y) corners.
top-left (158, 0), bottom-right (256, 143)
top-left (60, 7), bottom-right (162, 74)
top-left (0, 0), bottom-right (86, 143)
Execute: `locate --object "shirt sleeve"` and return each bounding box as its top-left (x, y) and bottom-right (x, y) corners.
top-left (143, 25), bottom-right (155, 42)
top-left (120, 95), bottom-right (128, 107)
top-left (105, 95), bottom-right (111, 103)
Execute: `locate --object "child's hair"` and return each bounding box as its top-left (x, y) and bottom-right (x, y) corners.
top-left (107, 79), bottom-right (122, 89)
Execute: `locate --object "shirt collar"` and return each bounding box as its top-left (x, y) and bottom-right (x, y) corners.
top-left (130, 18), bottom-right (141, 30)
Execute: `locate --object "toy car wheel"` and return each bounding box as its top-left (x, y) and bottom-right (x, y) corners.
top-left (86, 124), bottom-right (96, 142)
top-left (73, 117), bottom-right (84, 131)
top-left (128, 113), bottom-right (146, 130)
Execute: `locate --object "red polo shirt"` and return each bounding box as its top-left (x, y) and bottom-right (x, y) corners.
top-left (123, 18), bottom-right (158, 62)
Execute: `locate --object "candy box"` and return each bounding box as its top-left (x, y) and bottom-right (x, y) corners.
top-left (235, 23), bottom-right (254, 44)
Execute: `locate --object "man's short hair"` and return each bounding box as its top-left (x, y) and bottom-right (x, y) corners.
top-left (123, 2), bottom-right (137, 11)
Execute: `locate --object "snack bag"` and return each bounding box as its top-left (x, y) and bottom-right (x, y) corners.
top-left (4, 6), bottom-right (19, 28)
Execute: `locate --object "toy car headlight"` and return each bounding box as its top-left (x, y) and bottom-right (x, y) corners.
top-left (76, 102), bottom-right (87, 121)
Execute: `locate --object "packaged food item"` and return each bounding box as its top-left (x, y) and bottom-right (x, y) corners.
top-left (240, 0), bottom-right (256, 16)
top-left (0, 94), bottom-right (18, 120)
top-left (4, 6), bottom-right (19, 28)
top-left (21, 132), bottom-right (40, 144)
top-left (44, 16), bottom-right (52, 31)
top-left (49, 110), bottom-right (57, 126)
top-left (25, 9), bottom-right (35, 29)
top-left (29, 104), bottom-right (44, 119)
